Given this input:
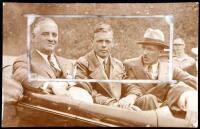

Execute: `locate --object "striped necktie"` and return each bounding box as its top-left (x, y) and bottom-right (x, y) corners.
top-left (146, 65), bottom-right (154, 79)
top-left (47, 55), bottom-right (62, 78)
top-left (103, 59), bottom-right (110, 78)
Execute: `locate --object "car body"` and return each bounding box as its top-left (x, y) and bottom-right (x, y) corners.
top-left (2, 55), bottom-right (191, 127)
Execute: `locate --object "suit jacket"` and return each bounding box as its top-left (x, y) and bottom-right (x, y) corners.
top-left (75, 50), bottom-right (135, 105)
top-left (12, 50), bottom-right (75, 94)
top-left (173, 54), bottom-right (196, 76)
top-left (123, 56), bottom-right (197, 102)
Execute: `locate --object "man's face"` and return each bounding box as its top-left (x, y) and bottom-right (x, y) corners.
top-left (32, 21), bottom-right (58, 55)
top-left (173, 44), bottom-right (185, 55)
top-left (93, 32), bottom-right (114, 58)
top-left (142, 44), bottom-right (162, 65)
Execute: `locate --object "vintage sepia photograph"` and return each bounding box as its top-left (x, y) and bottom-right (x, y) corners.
top-left (2, 2), bottom-right (198, 127)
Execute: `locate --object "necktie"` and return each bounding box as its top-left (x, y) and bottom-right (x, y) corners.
top-left (147, 65), bottom-right (154, 79)
top-left (47, 55), bottom-right (61, 78)
top-left (103, 60), bottom-right (110, 78)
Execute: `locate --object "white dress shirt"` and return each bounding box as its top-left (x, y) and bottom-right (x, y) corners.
top-left (36, 49), bottom-right (61, 71)
top-left (36, 50), bottom-right (62, 90)
top-left (145, 62), bottom-right (158, 80)
top-left (173, 54), bottom-right (195, 69)
top-left (97, 55), bottom-right (108, 70)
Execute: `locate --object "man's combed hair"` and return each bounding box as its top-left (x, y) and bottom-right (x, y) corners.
top-left (31, 16), bottom-right (57, 35)
top-left (94, 23), bottom-right (113, 34)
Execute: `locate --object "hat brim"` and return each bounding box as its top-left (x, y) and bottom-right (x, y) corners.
top-left (137, 41), bottom-right (169, 49)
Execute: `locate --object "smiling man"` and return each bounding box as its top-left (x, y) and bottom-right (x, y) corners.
top-left (12, 17), bottom-right (93, 103)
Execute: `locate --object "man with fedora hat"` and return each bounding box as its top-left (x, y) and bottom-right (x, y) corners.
top-left (173, 38), bottom-right (196, 76)
top-left (123, 28), bottom-right (197, 124)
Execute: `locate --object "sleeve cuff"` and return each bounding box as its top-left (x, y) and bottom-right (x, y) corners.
top-left (40, 82), bottom-right (49, 90)
top-left (127, 92), bottom-right (142, 97)
top-left (106, 98), bottom-right (117, 105)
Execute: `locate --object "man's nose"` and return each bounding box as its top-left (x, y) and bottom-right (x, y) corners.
top-left (102, 41), bottom-right (106, 47)
top-left (48, 34), bottom-right (54, 41)
top-left (143, 49), bottom-right (148, 55)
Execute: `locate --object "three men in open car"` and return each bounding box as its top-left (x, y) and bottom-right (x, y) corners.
top-left (11, 17), bottom-right (197, 127)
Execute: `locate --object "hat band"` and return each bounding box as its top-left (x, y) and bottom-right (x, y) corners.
top-left (144, 38), bottom-right (165, 43)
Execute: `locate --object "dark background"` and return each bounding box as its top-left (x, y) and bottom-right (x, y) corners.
top-left (3, 3), bottom-right (198, 61)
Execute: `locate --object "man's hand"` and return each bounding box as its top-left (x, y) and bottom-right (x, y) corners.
top-left (178, 91), bottom-right (198, 126)
top-left (48, 82), bottom-right (69, 95)
top-left (109, 102), bottom-right (119, 108)
top-left (117, 94), bottom-right (138, 109)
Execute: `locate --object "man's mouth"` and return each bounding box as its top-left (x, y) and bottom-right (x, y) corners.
top-left (143, 56), bottom-right (150, 61)
top-left (100, 50), bottom-right (108, 53)
top-left (48, 42), bottom-right (56, 46)
top-left (143, 56), bottom-right (148, 59)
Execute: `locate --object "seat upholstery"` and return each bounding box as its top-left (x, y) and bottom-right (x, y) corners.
top-left (2, 55), bottom-right (77, 127)
top-left (2, 55), bottom-right (76, 103)
top-left (2, 56), bottom-right (24, 127)
top-left (3, 56), bottom-right (24, 103)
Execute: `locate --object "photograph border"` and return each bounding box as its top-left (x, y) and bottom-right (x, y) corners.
top-left (25, 14), bottom-right (177, 84)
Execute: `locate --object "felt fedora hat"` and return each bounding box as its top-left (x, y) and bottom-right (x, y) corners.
top-left (137, 28), bottom-right (169, 48)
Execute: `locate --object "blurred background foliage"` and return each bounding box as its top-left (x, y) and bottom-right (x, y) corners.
top-left (3, 3), bottom-right (198, 61)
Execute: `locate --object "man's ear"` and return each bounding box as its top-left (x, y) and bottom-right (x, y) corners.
top-left (111, 42), bottom-right (115, 48)
top-left (159, 49), bottom-right (164, 55)
top-left (111, 39), bottom-right (115, 48)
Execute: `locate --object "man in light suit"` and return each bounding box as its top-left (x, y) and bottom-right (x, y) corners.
top-left (123, 28), bottom-right (197, 124)
top-left (173, 38), bottom-right (196, 76)
top-left (12, 17), bottom-right (93, 103)
top-left (76, 23), bottom-right (147, 110)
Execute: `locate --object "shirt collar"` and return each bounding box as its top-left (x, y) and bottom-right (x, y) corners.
top-left (144, 61), bottom-right (159, 71)
top-left (36, 49), bottom-right (55, 61)
top-left (96, 55), bottom-right (108, 65)
top-left (151, 61), bottom-right (159, 70)
top-left (36, 49), bottom-right (61, 71)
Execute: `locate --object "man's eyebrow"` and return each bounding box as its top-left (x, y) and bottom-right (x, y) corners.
top-left (41, 32), bottom-right (49, 34)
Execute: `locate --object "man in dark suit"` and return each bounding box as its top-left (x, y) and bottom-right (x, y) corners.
top-left (76, 23), bottom-right (147, 110)
top-left (123, 28), bottom-right (197, 124)
top-left (12, 17), bottom-right (93, 103)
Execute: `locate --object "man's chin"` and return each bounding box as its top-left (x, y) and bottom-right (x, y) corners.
top-left (143, 60), bottom-right (152, 65)
top-left (43, 49), bottom-right (55, 55)
top-left (143, 59), bottom-right (149, 63)
top-left (99, 54), bottom-right (109, 59)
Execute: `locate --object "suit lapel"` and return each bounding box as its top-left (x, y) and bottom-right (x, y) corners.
top-left (133, 57), bottom-right (154, 88)
top-left (109, 58), bottom-right (122, 100)
top-left (31, 50), bottom-right (56, 78)
top-left (88, 51), bottom-right (108, 80)
top-left (55, 56), bottom-right (68, 78)
top-left (88, 51), bottom-right (117, 99)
